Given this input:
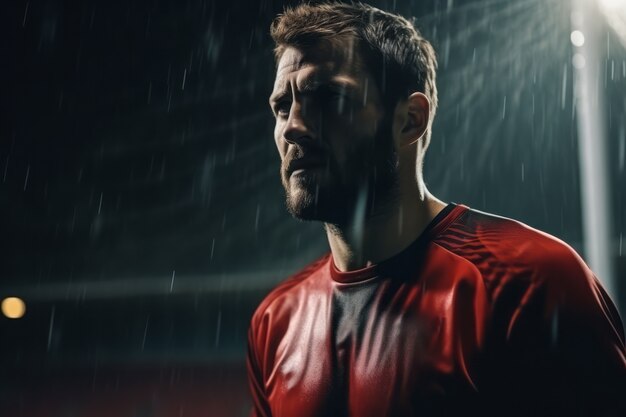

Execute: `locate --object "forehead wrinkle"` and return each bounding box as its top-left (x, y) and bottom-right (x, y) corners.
top-left (270, 65), bottom-right (327, 103)
top-left (276, 43), bottom-right (365, 78)
top-left (271, 46), bottom-right (368, 104)
top-left (276, 59), bottom-right (302, 76)
top-left (275, 48), bottom-right (316, 77)
top-left (296, 67), bottom-right (332, 91)
top-left (271, 51), bottom-right (313, 102)
top-left (272, 65), bottom-right (362, 98)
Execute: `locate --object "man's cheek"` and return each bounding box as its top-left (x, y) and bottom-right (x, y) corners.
top-left (274, 131), bottom-right (287, 159)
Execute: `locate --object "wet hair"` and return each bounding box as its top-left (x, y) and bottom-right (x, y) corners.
top-left (270, 2), bottom-right (438, 128)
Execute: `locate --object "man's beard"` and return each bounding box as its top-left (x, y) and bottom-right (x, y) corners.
top-left (280, 121), bottom-right (399, 226)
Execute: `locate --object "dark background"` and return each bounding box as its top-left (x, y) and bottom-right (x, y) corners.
top-left (2, 0), bottom-right (625, 415)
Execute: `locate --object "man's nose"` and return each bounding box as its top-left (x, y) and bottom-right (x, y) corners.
top-left (283, 102), bottom-right (315, 144)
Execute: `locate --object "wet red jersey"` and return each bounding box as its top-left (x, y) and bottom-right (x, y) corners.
top-left (247, 203), bottom-right (626, 417)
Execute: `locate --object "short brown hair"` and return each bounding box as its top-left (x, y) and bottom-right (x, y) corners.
top-left (270, 2), bottom-right (438, 121)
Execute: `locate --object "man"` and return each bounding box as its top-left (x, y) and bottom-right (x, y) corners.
top-left (247, 3), bottom-right (626, 416)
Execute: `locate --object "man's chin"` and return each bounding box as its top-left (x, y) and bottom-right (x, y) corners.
top-left (287, 204), bottom-right (343, 223)
top-left (286, 192), bottom-right (321, 221)
top-left (286, 188), bottom-right (357, 225)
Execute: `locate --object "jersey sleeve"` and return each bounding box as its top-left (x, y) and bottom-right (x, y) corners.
top-left (246, 317), bottom-right (272, 417)
top-left (484, 246), bottom-right (626, 416)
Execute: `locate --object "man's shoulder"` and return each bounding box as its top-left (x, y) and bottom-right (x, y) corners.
top-left (435, 206), bottom-right (599, 300)
top-left (443, 206), bottom-right (624, 345)
top-left (438, 206), bottom-right (587, 276)
top-left (249, 253), bottom-right (331, 331)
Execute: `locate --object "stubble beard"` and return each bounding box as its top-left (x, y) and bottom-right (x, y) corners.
top-left (281, 124), bottom-right (400, 226)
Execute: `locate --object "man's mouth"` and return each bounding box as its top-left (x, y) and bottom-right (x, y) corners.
top-left (286, 158), bottom-right (326, 176)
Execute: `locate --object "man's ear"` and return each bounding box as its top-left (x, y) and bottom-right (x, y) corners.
top-left (399, 92), bottom-right (430, 147)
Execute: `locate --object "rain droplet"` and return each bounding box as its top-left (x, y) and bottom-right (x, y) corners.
top-left (22, 1), bottom-right (29, 26)
top-left (23, 164), bottom-right (30, 191)
top-left (47, 306), bottom-right (55, 351)
top-left (141, 316), bottom-right (150, 351)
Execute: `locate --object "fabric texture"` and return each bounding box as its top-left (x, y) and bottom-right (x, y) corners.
top-left (247, 203), bottom-right (626, 417)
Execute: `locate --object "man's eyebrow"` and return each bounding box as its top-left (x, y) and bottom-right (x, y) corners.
top-left (302, 79), bottom-right (356, 93)
top-left (269, 88), bottom-right (289, 106)
top-left (269, 78), bottom-right (358, 105)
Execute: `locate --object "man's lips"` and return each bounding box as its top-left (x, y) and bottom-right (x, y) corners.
top-left (286, 157), bottom-right (327, 175)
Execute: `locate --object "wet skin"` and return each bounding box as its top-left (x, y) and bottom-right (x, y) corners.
top-left (269, 43), bottom-right (398, 225)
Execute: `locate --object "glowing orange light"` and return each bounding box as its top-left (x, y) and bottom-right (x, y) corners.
top-left (1, 297), bottom-right (26, 319)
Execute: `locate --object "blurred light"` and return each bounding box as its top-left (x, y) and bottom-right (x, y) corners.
top-left (598, 0), bottom-right (626, 49)
top-left (570, 30), bottom-right (585, 46)
top-left (572, 53), bottom-right (586, 69)
top-left (572, 0), bottom-right (617, 299)
top-left (570, 11), bottom-right (583, 27)
top-left (2, 297), bottom-right (26, 319)
top-left (599, 0), bottom-right (623, 12)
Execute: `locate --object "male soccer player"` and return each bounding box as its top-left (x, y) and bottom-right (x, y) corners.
top-left (247, 3), bottom-right (626, 416)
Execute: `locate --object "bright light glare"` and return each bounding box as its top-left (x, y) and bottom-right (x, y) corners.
top-left (599, 0), bottom-right (626, 50)
top-left (599, 0), bottom-right (623, 11)
top-left (570, 30), bottom-right (585, 47)
top-left (1, 297), bottom-right (26, 319)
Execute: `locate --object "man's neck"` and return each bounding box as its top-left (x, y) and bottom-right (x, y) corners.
top-left (325, 190), bottom-right (448, 272)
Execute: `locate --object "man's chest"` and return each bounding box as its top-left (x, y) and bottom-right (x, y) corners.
top-left (262, 283), bottom-right (486, 417)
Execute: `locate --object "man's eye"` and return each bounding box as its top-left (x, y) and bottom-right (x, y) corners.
top-left (275, 102), bottom-right (291, 117)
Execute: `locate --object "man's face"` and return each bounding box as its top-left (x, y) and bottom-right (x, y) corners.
top-left (269, 42), bottom-right (399, 225)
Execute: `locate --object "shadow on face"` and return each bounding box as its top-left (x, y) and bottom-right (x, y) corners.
top-left (269, 41), bottom-right (401, 225)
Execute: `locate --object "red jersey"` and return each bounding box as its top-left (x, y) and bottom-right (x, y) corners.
top-left (247, 203), bottom-right (626, 416)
